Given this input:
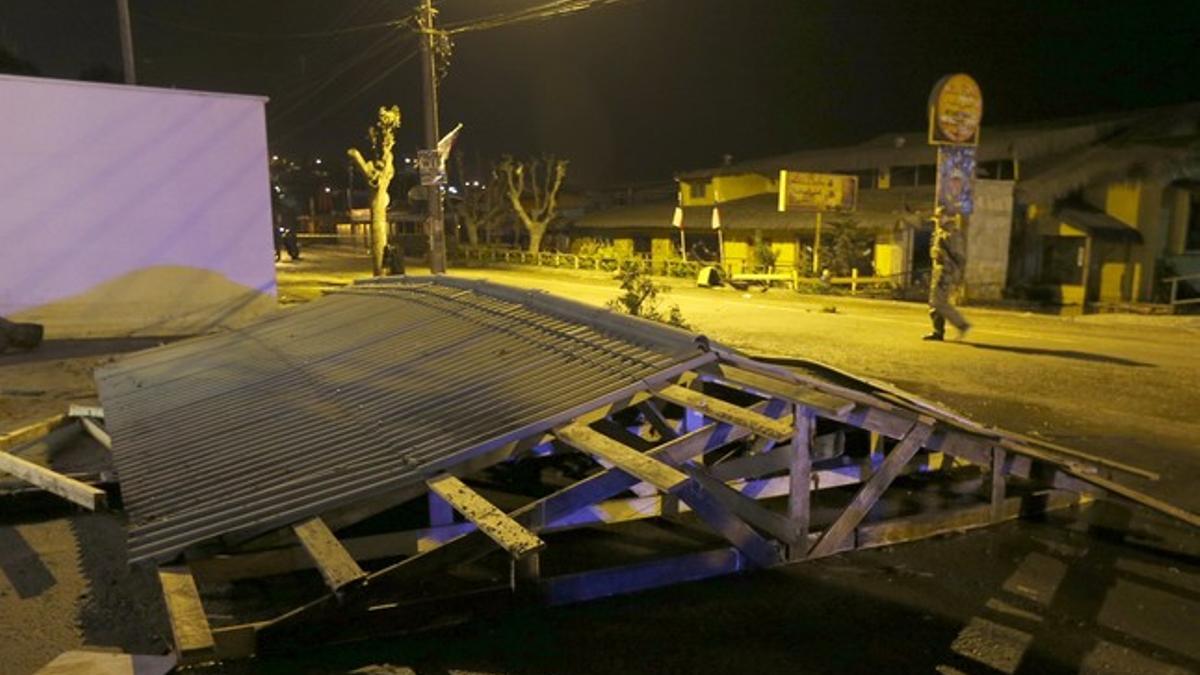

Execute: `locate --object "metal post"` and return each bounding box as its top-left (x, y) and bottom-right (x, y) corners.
top-left (419, 0), bottom-right (448, 274)
top-left (812, 211), bottom-right (822, 275)
top-left (116, 0), bottom-right (136, 84)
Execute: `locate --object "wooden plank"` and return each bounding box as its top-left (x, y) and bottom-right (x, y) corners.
top-left (555, 423), bottom-right (689, 493)
top-left (857, 490), bottom-right (1085, 549)
top-left (212, 623), bottom-right (263, 661)
top-left (654, 383), bottom-right (794, 441)
top-left (1058, 468), bottom-right (1200, 529)
top-left (0, 414), bottom-right (68, 453)
top-left (809, 421), bottom-right (935, 558)
top-left (714, 364), bottom-right (856, 418)
top-left (996, 429), bottom-right (1158, 480)
top-left (0, 449), bottom-right (105, 510)
top-left (291, 517), bottom-right (366, 591)
top-left (789, 405), bottom-right (814, 559)
top-left (79, 417), bottom-right (112, 450)
top-left (426, 474), bottom-right (545, 558)
top-left (67, 404), bottom-right (105, 419)
top-left (158, 566), bottom-right (216, 664)
top-left (540, 548), bottom-right (745, 606)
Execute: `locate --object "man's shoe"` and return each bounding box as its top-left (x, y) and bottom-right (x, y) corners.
top-left (922, 332), bottom-right (945, 341)
top-left (955, 322), bottom-right (972, 341)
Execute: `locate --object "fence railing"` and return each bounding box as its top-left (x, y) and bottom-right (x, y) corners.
top-left (459, 246), bottom-right (706, 278)
top-left (1164, 273), bottom-right (1200, 309)
top-left (459, 245), bottom-right (899, 295)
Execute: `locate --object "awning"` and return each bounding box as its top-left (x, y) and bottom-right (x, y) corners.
top-left (1057, 207), bottom-right (1143, 243)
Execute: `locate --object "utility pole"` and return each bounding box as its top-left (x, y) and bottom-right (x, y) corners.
top-left (116, 0), bottom-right (136, 84)
top-left (418, 0), bottom-right (448, 274)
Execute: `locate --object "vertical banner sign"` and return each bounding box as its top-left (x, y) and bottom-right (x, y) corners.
top-left (929, 73), bottom-right (983, 216)
top-left (937, 145), bottom-right (977, 215)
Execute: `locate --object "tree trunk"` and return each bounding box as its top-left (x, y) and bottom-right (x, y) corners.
top-left (527, 221), bottom-right (547, 254)
top-left (465, 221), bottom-right (479, 246)
top-left (370, 190), bottom-right (390, 276)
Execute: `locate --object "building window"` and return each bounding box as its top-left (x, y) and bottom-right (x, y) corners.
top-left (689, 181), bottom-right (708, 200)
top-left (1187, 193), bottom-right (1200, 252)
top-left (915, 164), bottom-right (937, 186)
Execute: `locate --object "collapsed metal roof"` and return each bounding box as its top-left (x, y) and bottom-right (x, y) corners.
top-left (97, 278), bottom-right (711, 563)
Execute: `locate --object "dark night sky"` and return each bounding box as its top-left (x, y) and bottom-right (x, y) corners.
top-left (2, 1), bottom-right (1198, 186)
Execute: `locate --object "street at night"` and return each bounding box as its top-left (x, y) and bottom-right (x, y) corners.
top-left (3, 1), bottom-right (1200, 673)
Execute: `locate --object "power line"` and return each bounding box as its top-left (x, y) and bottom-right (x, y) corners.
top-left (268, 30), bottom-right (415, 125)
top-left (135, 9), bottom-right (415, 41)
top-left (271, 47), bottom-right (422, 146)
top-left (443, 0), bottom-right (636, 35)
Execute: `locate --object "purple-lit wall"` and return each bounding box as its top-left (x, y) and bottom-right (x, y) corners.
top-left (0, 75), bottom-right (276, 337)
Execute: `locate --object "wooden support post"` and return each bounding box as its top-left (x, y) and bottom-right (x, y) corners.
top-left (426, 474), bottom-right (545, 558)
top-left (654, 384), bottom-right (793, 441)
top-left (291, 517), bottom-right (366, 592)
top-left (158, 566), bottom-right (216, 665)
top-left (0, 448), bottom-right (106, 510)
top-left (809, 420), bottom-right (934, 558)
top-left (788, 405), bottom-right (814, 560)
top-left (79, 417), bottom-right (112, 450)
top-left (555, 424), bottom-right (690, 493)
top-left (990, 446), bottom-right (1007, 523)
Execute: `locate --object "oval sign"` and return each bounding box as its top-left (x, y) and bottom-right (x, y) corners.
top-left (928, 74), bottom-right (983, 145)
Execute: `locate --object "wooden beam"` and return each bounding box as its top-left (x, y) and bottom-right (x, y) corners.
top-left (675, 480), bottom-right (783, 568)
top-left (857, 489), bottom-right (1085, 549)
top-left (712, 363), bottom-right (856, 418)
top-left (789, 405), bottom-right (814, 559)
top-left (426, 474), bottom-right (544, 558)
top-left (555, 423), bottom-right (689, 493)
top-left (990, 446), bottom-right (1007, 523)
top-left (540, 548), bottom-right (745, 606)
top-left (809, 421), bottom-right (935, 558)
top-left (79, 417), bottom-right (112, 450)
top-left (291, 517), bottom-right (366, 591)
top-left (0, 448), bottom-right (105, 510)
top-left (686, 465), bottom-right (801, 544)
top-left (67, 404), bottom-right (104, 419)
top-left (654, 383), bottom-right (793, 441)
top-left (637, 401), bottom-right (678, 440)
top-left (158, 566), bottom-right (216, 665)
top-left (1056, 467), bottom-right (1200, 529)
top-left (0, 414), bottom-right (68, 453)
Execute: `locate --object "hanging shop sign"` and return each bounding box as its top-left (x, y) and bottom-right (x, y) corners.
top-left (928, 73), bottom-right (983, 146)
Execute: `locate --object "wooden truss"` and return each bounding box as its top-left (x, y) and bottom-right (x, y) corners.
top-left (148, 348), bottom-right (1199, 666)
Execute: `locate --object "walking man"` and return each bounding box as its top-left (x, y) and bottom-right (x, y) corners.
top-left (924, 206), bottom-right (971, 341)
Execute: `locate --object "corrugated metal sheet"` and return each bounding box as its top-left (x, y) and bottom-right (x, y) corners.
top-left (97, 278), bottom-right (711, 563)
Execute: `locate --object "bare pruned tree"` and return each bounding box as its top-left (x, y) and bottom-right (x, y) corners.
top-left (452, 155), bottom-right (506, 246)
top-left (347, 105), bottom-right (401, 276)
top-left (497, 155), bottom-right (568, 253)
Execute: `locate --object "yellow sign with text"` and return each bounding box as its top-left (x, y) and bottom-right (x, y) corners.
top-left (928, 73), bottom-right (983, 146)
top-left (777, 171), bottom-right (858, 212)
